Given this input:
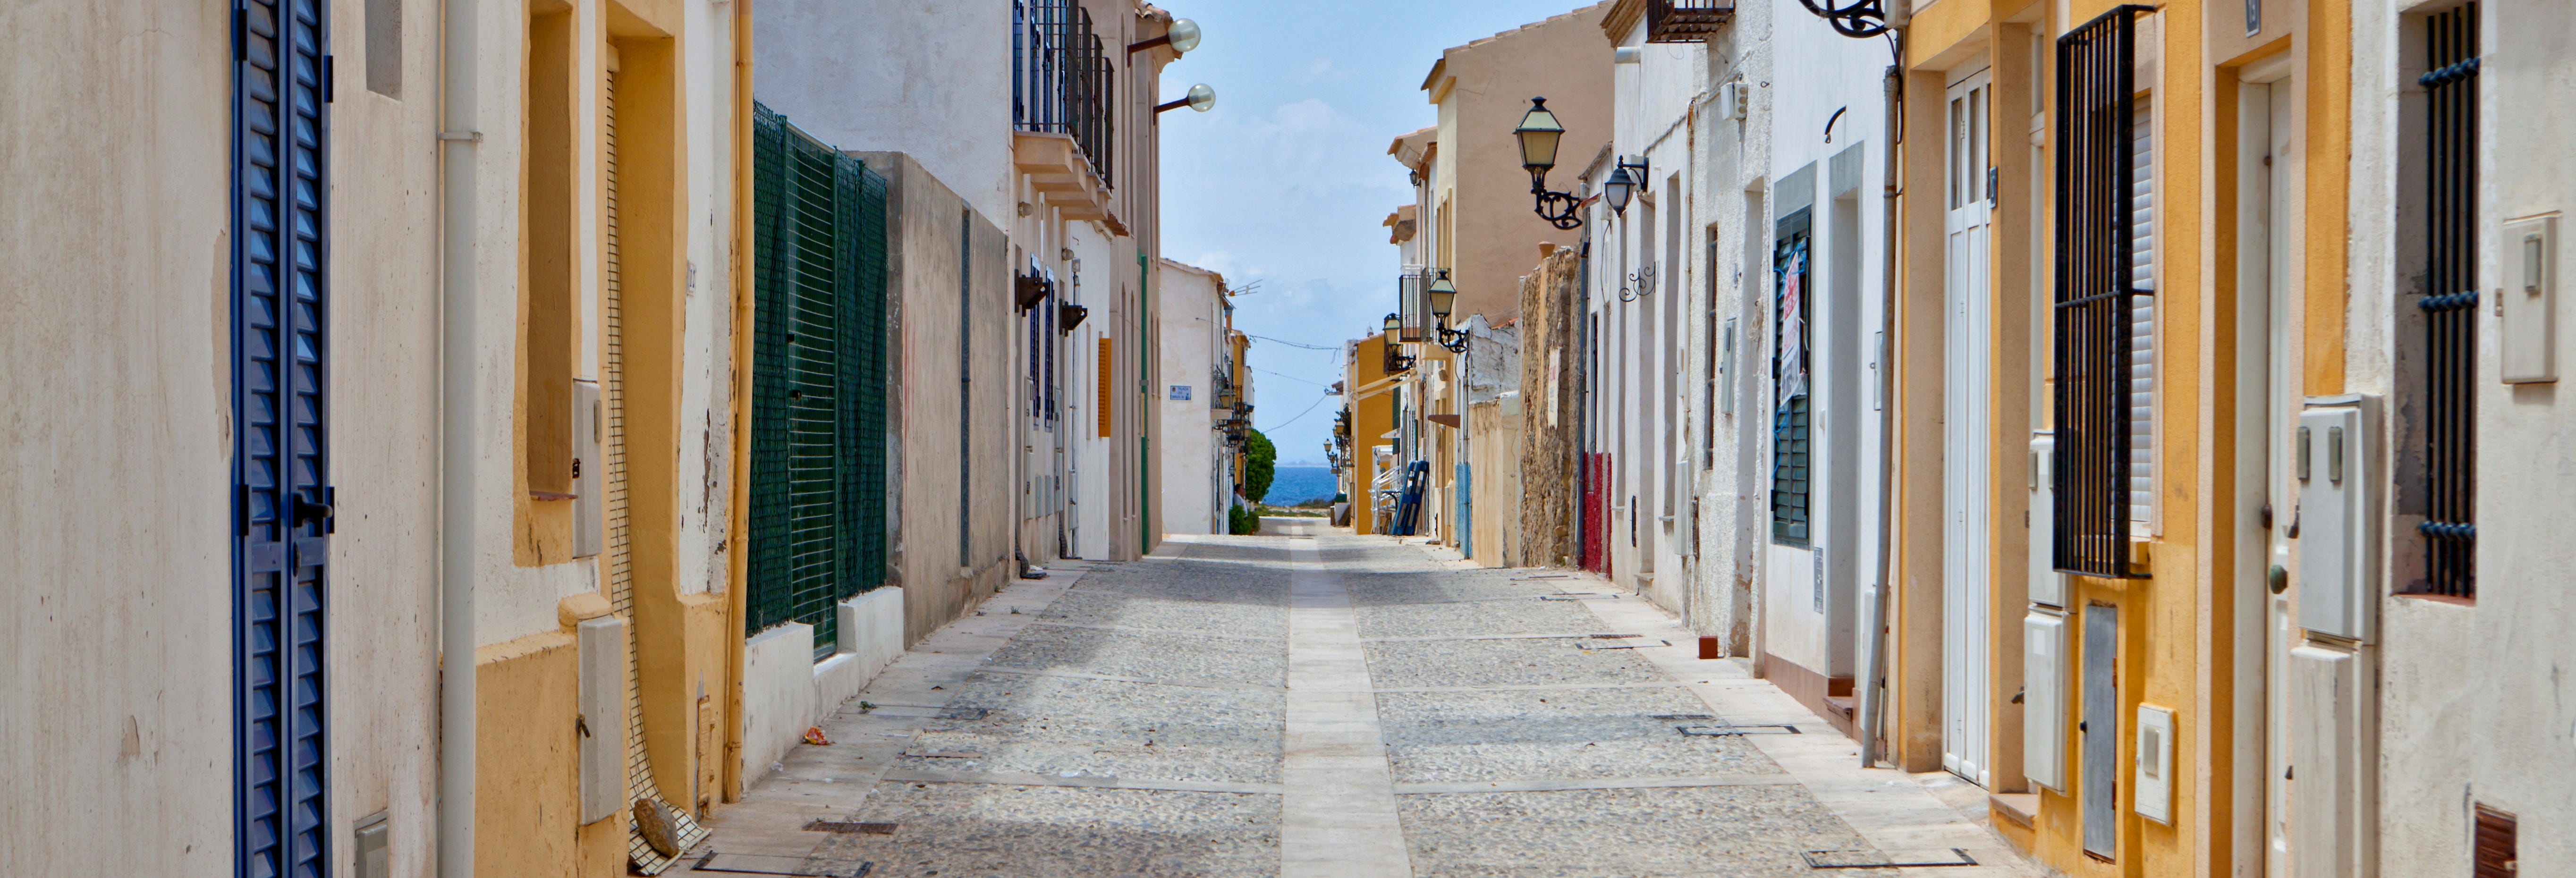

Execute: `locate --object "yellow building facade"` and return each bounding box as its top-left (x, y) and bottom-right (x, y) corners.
top-left (1888, 0), bottom-right (2353, 873)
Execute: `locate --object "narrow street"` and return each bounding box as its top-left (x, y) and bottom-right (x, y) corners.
top-left (680, 523), bottom-right (2031, 877)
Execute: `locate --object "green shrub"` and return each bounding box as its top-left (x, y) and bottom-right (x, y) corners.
top-left (1244, 429), bottom-right (1276, 503)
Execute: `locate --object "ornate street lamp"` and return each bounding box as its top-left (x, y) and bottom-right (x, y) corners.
top-left (1379, 313), bottom-right (1415, 373)
top-left (1516, 97), bottom-right (1583, 229)
top-left (1427, 270), bottom-right (1469, 353)
top-left (1603, 155), bottom-right (1649, 214)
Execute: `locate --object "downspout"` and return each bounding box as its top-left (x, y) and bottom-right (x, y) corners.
top-left (1857, 28), bottom-right (1905, 768)
top-left (437, 0), bottom-right (481, 869)
top-left (721, 0), bottom-right (756, 804)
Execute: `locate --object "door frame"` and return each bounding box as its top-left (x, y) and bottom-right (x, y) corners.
top-left (2232, 52), bottom-right (2301, 877)
top-left (1941, 65), bottom-right (1997, 787)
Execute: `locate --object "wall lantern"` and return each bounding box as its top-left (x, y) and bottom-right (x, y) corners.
top-left (1516, 97), bottom-right (1584, 229)
top-left (1128, 18), bottom-right (1203, 56)
top-left (1428, 270), bottom-right (1469, 353)
top-left (1156, 83), bottom-right (1217, 114)
top-left (1379, 313), bottom-right (1415, 373)
top-left (1603, 155), bottom-right (1649, 215)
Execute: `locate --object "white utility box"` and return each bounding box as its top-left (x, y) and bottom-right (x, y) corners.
top-left (2134, 704), bottom-right (2175, 824)
top-left (574, 379), bottom-right (602, 559)
top-left (576, 614), bottom-right (627, 824)
top-left (2023, 607), bottom-right (2069, 793)
top-left (2501, 214), bottom-right (2556, 383)
top-left (2296, 397), bottom-right (2376, 642)
top-left (2029, 432), bottom-right (2065, 608)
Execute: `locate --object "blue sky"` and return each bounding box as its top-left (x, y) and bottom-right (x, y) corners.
top-left (1158, 0), bottom-right (1599, 466)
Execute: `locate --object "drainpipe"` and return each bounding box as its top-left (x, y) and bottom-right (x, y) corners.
top-left (1857, 44), bottom-right (1904, 768)
top-left (437, 0), bottom-right (480, 870)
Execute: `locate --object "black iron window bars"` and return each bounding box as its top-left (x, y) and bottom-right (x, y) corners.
top-left (2418, 3), bottom-right (2479, 597)
top-left (2051, 5), bottom-right (2152, 578)
top-left (1015, 0), bottom-right (1116, 186)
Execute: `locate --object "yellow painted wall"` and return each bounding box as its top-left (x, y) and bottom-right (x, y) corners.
top-left (473, 632), bottom-right (583, 877)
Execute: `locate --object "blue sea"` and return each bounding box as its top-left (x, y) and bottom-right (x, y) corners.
top-left (1263, 465), bottom-right (1339, 505)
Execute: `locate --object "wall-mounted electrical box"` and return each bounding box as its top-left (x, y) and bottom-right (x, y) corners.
top-left (2029, 432), bottom-right (2065, 608)
top-left (1719, 318), bottom-right (1738, 414)
top-left (577, 614), bottom-right (627, 824)
top-left (2501, 214), bottom-right (2557, 383)
top-left (2134, 704), bottom-right (2175, 824)
top-left (2023, 607), bottom-right (2069, 793)
top-left (574, 379), bottom-right (602, 559)
top-left (2297, 397), bottom-right (2377, 642)
top-left (1719, 81), bottom-right (1750, 121)
top-left (353, 811), bottom-right (390, 878)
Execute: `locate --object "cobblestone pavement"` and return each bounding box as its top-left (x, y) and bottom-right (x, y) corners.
top-left (679, 524), bottom-right (2034, 878)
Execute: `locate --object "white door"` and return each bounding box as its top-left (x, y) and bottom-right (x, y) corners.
top-left (2234, 68), bottom-right (2303, 878)
top-left (1941, 70), bottom-right (1995, 787)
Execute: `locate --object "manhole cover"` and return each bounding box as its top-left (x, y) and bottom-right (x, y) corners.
top-left (1677, 722), bottom-right (1801, 736)
top-left (805, 821), bottom-right (899, 836)
top-left (1800, 848), bottom-right (1977, 869)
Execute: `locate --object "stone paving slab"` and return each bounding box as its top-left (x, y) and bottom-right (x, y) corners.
top-left (983, 621), bottom-right (1289, 688)
top-left (1396, 785), bottom-right (1876, 877)
top-left (1040, 589), bottom-right (1291, 637)
top-left (1377, 687), bottom-right (1783, 784)
top-left (803, 783), bottom-right (1281, 878)
top-left (1362, 635), bottom-right (1671, 689)
top-left (887, 671), bottom-right (1284, 785)
top-left (1352, 598), bottom-right (1608, 640)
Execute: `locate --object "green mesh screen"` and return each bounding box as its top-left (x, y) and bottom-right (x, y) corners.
top-left (749, 104), bottom-right (889, 655)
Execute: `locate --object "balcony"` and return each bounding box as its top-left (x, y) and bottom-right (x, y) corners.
top-left (1646, 0), bottom-right (1734, 42)
top-left (1015, 0), bottom-right (1115, 186)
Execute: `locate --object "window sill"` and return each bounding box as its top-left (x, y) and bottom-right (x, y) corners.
top-left (530, 490), bottom-right (576, 502)
top-left (2394, 591), bottom-right (2474, 608)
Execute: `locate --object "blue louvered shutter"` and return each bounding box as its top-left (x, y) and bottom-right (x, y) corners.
top-left (232, 0), bottom-right (332, 875)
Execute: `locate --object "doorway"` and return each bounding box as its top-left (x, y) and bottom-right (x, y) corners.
top-left (2233, 59), bottom-right (2302, 876)
top-left (1942, 68), bottom-right (1996, 787)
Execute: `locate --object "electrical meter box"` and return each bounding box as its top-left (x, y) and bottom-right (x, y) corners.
top-left (2029, 432), bottom-right (2065, 608)
top-left (2297, 396), bottom-right (2377, 642)
top-left (2023, 607), bottom-right (2069, 793)
top-left (2135, 704), bottom-right (2175, 824)
top-left (574, 379), bottom-right (602, 559)
top-left (2501, 214), bottom-right (2556, 383)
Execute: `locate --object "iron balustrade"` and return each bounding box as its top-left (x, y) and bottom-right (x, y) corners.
top-left (2050, 5), bottom-right (2152, 578)
top-left (1015, 0), bottom-right (1116, 186)
top-left (1647, 0), bottom-right (1736, 42)
top-left (2418, 4), bottom-right (2479, 597)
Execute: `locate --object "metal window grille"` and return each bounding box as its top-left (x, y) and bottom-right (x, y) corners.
top-left (1014, 0), bottom-right (1114, 186)
top-left (1647, 0), bottom-right (1737, 42)
top-left (2051, 5), bottom-right (2152, 578)
top-left (2418, 3), bottom-right (2479, 597)
top-left (1398, 270), bottom-right (1429, 342)
top-left (749, 105), bottom-right (890, 652)
top-left (1772, 212), bottom-right (1813, 546)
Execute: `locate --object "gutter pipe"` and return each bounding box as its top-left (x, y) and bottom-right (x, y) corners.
top-left (1856, 30), bottom-right (1905, 768)
top-left (437, 0), bottom-right (480, 870)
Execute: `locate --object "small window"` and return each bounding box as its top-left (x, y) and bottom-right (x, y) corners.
top-left (1771, 209), bottom-right (1813, 546)
top-left (365, 0), bottom-right (401, 97)
top-left (2415, 2), bottom-right (2479, 597)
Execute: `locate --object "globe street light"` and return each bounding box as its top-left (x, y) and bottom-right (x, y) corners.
top-left (1127, 18), bottom-right (1203, 56)
top-left (1516, 97), bottom-right (1583, 229)
top-left (1156, 83), bottom-right (1216, 114)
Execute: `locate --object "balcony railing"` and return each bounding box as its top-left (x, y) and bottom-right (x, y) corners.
top-left (1647, 0), bottom-right (1735, 42)
top-left (1015, 0), bottom-right (1115, 186)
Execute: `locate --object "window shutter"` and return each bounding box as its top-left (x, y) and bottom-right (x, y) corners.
top-left (2050, 4), bottom-right (2152, 578)
top-left (2128, 93), bottom-right (2156, 530)
top-left (2474, 805), bottom-right (2517, 878)
top-left (1100, 337), bottom-right (1116, 438)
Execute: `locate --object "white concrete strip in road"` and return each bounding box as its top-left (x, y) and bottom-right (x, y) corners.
top-left (1280, 536), bottom-right (1416, 878)
top-left (1572, 592), bottom-right (2040, 877)
top-left (968, 666), bottom-right (1285, 691)
top-left (876, 768), bottom-right (1286, 795)
top-left (1390, 773), bottom-right (1800, 794)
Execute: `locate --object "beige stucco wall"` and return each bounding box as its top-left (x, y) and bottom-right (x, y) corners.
top-left (862, 152), bottom-right (1017, 644)
top-left (1428, 3), bottom-right (1616, 327)
top-left (0, 1), bottom-right (448, 874)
